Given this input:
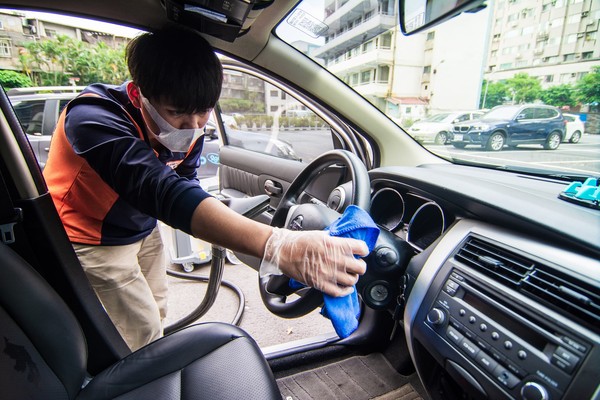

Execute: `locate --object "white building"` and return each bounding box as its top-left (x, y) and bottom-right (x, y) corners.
top-left (484, 0), bottom-right (600, 89)
top-left (309, 0), bottom-right (489, 123)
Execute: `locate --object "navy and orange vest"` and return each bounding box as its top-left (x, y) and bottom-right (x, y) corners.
top-left (44, 83), bottom-right (210, 245)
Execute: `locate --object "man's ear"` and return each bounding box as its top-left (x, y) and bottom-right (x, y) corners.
top-left (127, 82), bottom-right (142, 108)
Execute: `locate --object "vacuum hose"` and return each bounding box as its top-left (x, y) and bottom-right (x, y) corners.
top-left (164, 245), bottom-right (245, 334)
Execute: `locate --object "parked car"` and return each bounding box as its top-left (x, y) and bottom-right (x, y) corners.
top-left (452, 104), bottom-right (566, 151)
top-left (2, 1), bottom-right (598, 400)
top-left (7, 88), bottom-right (300, 177)
top-left (563, 113), bottom-right (584, 143)
top-left (7, 86), bottom-right (84, 168)
top-left (408, 110), bottom-right (484, 144)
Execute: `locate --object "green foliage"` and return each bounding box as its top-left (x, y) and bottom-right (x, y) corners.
top-left (480, 80), bottom-right (509, 108)
top-left (575, 66), bottom-right (600, 105)
top-left (540, 84), bottom-right (576, 108)
top-left (505, 73), bottom-right (542, 104)
top-left (0, 70), bottom-right (32, 90)
top-left (220, 98), bottom-right (265, 114)
top-left (18, 34), bottom-right (129, 86)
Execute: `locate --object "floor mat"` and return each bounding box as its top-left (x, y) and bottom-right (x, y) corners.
top-left (277, 353), bottom-right (423, 400)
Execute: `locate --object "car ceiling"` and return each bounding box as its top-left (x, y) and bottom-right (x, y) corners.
top-left (2, 0), bottom-right (298, 61)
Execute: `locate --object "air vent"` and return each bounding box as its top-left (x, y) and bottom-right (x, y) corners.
top-left (455, 236), bottom-right (600, 329)
top-left (455, 237), bottom-right (533, 286)
top-left (523, 268), bottom-right (600, 328)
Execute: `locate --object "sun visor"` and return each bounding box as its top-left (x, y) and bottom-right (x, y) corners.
top-left (164, 0), bottom-right (273, 42)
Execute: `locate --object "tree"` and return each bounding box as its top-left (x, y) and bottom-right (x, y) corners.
top-left (480, 80), bottom-right (508, 109)
top-left (0, 70), bottom-right (32, 90)
top-left (541, 84), bottom-right (576, 108)
top-left (575, 66), bottom-right (600, 107)
top-left (505, 73), bottom-right (542, 104)
top-left (18, 34), bottom-right (129, 86)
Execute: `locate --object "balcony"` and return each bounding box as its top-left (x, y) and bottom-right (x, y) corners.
top-left (324, 0), bottom-right (379, 31)
top-left (328, 48), bottom-right (393, 74)
top-left (312, 12), bottom-right (395, 60)
top-left (351, 81), bottom-right (389, 98)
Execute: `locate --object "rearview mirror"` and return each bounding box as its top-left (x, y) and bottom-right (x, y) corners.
top-left (399, 0), bottom-right (487, 35)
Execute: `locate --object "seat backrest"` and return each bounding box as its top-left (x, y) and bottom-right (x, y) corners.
top-left (0, 243), bottom-right (87, 400)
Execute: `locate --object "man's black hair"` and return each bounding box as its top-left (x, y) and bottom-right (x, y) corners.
top-left (126, 25), bottom-right (223, 114)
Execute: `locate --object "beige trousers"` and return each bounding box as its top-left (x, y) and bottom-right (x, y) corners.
top-left (73, 226), bottom-right (168, 351)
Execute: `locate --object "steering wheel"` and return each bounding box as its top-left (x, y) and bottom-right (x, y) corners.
top-left (259, 150), bottom-right (371, 318)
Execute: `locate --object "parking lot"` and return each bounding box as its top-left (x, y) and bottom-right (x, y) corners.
top-left (428, 133), bottom-right (600, 176)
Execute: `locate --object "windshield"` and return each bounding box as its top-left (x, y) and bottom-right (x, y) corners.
top-left (276, 0), bottom-right (600, 177)
top-left (482, 105), bottom-right (520, 120)
top-left (424, 113), bottom-right (452, 122)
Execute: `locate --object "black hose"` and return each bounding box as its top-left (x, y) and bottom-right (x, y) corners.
top-left (165, 268), bottom-right (246, 326)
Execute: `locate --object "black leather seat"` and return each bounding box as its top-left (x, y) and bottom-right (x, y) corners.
top-left (0, 242), bottom-right (282, 399)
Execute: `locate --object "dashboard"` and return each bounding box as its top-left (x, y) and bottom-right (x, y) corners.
top-left (365, 164), bottom-right (600, 400)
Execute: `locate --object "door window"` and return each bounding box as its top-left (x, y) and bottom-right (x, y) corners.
top-left (519, 108), bottom-right (536, 120)
top-left (218, 69), bottom-right (335, 164)
top-left (536, 108), bottom-right (558, 119)
top-left (13, 100), bottom-right (46, 135)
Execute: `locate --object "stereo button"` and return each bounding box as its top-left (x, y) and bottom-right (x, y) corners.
top-left (459, 338), bottom-right (480, 358)
top-left (555, 346), bottom-right (580, 364)
top-left (446, 326), bottom-right (463, 345)
top-left (476, 352), bottom-right (498, 373)
top-left (551, 355), bottom-right (577, 374)
top-left (561, 336), bottom-right (587, 353)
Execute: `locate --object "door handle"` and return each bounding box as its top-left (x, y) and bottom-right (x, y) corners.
top-left (264, 180), bottom-right (282, 196)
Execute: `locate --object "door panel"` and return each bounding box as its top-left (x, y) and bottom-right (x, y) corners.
top-left (216, 65), bottom-right (339, 209)
top-left (219, 146), bottom-right (305, 209)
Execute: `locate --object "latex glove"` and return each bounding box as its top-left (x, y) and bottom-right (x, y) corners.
top-left (260, 227), bottom-right (369, 297)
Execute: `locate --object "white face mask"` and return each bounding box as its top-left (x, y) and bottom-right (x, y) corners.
top-left (140, 95), bottom-right (204, 152)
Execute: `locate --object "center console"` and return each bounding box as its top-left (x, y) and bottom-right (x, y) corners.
top-left (404, 221), bottom-right (600, 400)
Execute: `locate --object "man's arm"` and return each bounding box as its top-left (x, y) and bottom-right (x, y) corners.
top-left (189, 197), bottom-right (368, 297)
top-left (190, 197), bottom-right (272, 258)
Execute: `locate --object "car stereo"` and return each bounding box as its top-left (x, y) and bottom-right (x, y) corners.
top-left (424, 269), bottom-right (594, 400)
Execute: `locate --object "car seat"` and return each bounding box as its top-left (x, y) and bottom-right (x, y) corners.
top-left (25, 111), bottom-right (44, 135)
top-left (0, 242), bottom-right (282, 400)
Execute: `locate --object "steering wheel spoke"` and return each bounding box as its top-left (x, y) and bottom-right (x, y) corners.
top-left (259, 150), bottom-right (371, 318)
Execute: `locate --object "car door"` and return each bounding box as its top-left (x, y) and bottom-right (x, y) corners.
top-left (214, 61), bottom-right (369, 225)
top-left (510, 106), bottom-right (538, 143)
top-left (11, 99), bottom-right (50, 167)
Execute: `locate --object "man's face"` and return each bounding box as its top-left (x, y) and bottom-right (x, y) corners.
top-left (143, 98), bottom-right (212, 133)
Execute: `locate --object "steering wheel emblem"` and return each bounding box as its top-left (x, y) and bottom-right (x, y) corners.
top-left (290, 215), bottom-right (304, 231)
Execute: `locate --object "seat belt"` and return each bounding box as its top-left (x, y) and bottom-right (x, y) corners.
top-left (0, 173), bottom-right (22, 244)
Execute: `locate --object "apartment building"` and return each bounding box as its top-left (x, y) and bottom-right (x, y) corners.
top-left (310, 0), bottom-right (488, 122)
top-left (485, 0), bottom-right (600, 88)
top-left (0, 10), bottom-right (130, 72)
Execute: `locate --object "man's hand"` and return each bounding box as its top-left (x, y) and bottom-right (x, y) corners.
top-left (260, 228), bottom-right (369, 297)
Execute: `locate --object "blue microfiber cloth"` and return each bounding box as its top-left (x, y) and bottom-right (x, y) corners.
top-left (290, 205), bottom-right (380, 338)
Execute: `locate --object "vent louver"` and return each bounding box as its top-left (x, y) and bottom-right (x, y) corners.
top-left (455, 236), bottom-right (600, 329)
top-left (455, 237), bottom-right (533, 286)
top-left (522, 268), bottom-right (600, 328)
